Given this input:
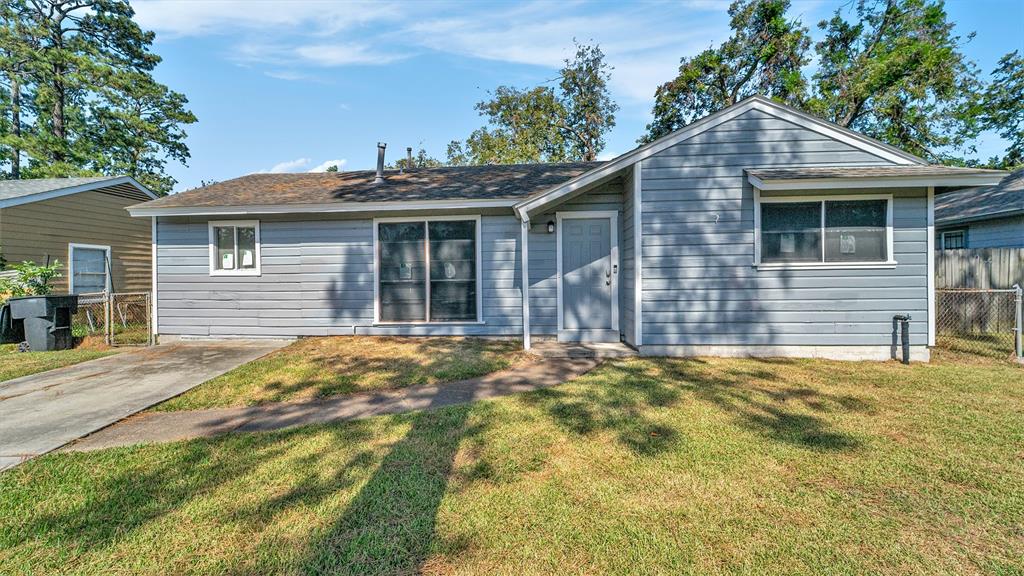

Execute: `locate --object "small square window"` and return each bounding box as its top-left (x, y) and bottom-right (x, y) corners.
top-left (209, 221), bottom-right (260, 275)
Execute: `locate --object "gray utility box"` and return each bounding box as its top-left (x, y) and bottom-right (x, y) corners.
top-left (8, 295), bottom-right (79, 351)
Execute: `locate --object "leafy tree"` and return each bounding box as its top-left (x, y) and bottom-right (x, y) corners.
top-left (804, 0), bottom-right (981, 161)
top-left (644, 0), bottom-right (810, 142)
top-left (325, 164), bottom-right (338, 172)
top-left (449, 41), bottom-right (617, 164)
top-left (0, 0), bottom-right (195, 192)
top-left (977, 51), bottom-right (1023, 169)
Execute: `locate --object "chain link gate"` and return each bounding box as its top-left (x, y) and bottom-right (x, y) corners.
top-left (936, 286), bottom-right (1023, 361)
top-left (72, 291), bottom-right (152, 347)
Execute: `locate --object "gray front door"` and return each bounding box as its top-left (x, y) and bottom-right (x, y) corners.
top-left (561, 217), bottom-right (613, 333)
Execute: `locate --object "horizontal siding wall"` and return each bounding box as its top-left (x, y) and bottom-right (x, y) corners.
top-left (0, 188), bottom-right (152, 293)
top-left (621, 169), bottom-right (636, 346)
top-left (156, 215), bottom-right (524, 338)
top-left (526, 180), bottom-right (624, 336)
top-left (963, 215), bottom-right (1024, 248)
top-left (640, 107), bottom-right (929, 348)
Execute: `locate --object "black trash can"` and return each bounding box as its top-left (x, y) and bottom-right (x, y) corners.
top-left (0, 303), bottom-right (25, 344)
top-left (8, 295), bottom-right (78, 351)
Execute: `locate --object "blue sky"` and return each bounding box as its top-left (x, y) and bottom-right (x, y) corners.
top-left (129, 0), bottom-right (1024, 193)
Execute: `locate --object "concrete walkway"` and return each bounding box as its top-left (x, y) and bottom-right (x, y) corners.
top-left (66, 356), bottom-right (602, 452)
top-left (0, 340), bottom-right (289, 471)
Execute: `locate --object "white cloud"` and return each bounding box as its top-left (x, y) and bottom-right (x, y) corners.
top-left (132, 0), bottom-right (729, 106)
top-left (308, 159), bottom-right (348, 173)
top-left (295, 43), bottom-right (409, 67)
top-left (263, 158), bottom-right (311, 173)
top-left (131, 1), bottom-right (400, 38)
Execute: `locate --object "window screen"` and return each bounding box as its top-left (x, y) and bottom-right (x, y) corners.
top-left (71, 247), bottom-right (108, 293)
top-left (761, 202), bottom-right (822, 263)
top-left (760, 198), bottom-right (890, 264)
top-left (377, 220), bottom-right (478, 322)
top-left (212, 224), bottom-right (258, 272)
top-left (428, 221), bottom-right (477, 321)
top-left (824, 200), bottom-right (887, 262)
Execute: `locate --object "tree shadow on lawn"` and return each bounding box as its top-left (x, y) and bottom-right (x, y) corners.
top-left (522, 357), bottom-right (869, 456)
top-left (295, 406), bottom-right (479, 575)
top-left (661, 357), bottom-right (871, 452)
top-left (9, 421), bottom-right (374, 560)
top-left (227, 337), bottom-right (523, 405)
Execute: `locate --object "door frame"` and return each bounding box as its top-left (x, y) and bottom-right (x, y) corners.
top-left (555, 210), bottom-right (619, 335)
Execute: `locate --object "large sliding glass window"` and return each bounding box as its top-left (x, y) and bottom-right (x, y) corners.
top-left (759, 197), bottom-right (891, 265)
top-left (378, 219), bottom-right (478, 322)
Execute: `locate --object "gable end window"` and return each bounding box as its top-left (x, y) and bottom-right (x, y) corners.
top-left (209, 221), bottom-right (261, 276)
top-left (939, 229), bottom-right (966, 250)
top-left (756, 195), bottom-right (894, 268)
top-left (375, 218), bottom-right (481, 323)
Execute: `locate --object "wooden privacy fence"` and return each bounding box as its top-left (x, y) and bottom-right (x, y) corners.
top-left (935, 248), bottom-right (1024, 289)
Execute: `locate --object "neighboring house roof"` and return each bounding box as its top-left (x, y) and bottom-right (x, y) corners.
top-left (129, 162), bottom-right (603, 216)
top-left (935, 168), bottom-right (1024, 226)
top-left (0, 176), bottom-right (157, 209)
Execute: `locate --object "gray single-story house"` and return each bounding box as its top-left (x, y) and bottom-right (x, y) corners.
top-left (935, 168), bottom-right (1023, 250)
top-left (0, 176), bottom-right (156, 294)
top-left (128, 96), bottom-right (1006, 361)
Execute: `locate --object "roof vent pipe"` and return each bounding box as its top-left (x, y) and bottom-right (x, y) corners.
top-left (407, 147), bottom-right (414, 169)
top-left (374, 142), bottom-right (386, 184)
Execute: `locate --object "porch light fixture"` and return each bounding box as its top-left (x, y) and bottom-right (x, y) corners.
top-left (546, 220), bottom-right (555, 233)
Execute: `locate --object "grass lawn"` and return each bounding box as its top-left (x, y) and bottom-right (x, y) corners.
top-left (0, 343), bottom-right (117, 383)
top-left (2, 351), bottom-right (1022, 575)
top-left (152, 336), bottom-right (532, 411)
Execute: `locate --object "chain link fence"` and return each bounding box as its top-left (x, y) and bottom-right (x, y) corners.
top-left (936, 287), bottom-right (1023, 360)
top-left (72, 291), bottom-right (152, 347)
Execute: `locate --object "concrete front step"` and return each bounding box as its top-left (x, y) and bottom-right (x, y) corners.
top-left (531, 340), bottom-right (637, 359)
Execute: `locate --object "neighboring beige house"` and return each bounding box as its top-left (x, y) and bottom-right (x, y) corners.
top-left (0, 177), bottom-right (156, 294)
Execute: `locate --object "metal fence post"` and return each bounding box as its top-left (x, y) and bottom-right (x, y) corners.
top-left (104, 290), bottom-right (112, 346)
top-left (1014, 284), bottom-right (1023, 361)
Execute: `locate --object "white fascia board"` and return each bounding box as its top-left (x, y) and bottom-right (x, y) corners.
top-left (128, 198), bottom-right (519, 217)
top-left (0, 176), bottom-right (157, 209)
top-left (749, 173), bottom-right (1006, 191)
top-left (514, 96), bottom-right (926, 218)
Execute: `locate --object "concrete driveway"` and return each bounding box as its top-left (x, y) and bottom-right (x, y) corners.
top-left (0, 339), bottom-right (289, 472)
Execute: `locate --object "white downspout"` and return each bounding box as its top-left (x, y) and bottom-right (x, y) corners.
top-left (520, 217), bottom-right (531, 351)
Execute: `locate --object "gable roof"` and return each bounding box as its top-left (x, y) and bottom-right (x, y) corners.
top-left (0, 176), bottom-right (156, 209)
top-left (514, 95), bottom-right (928, 218)
top-left (128, 162), bottom-right (603, 216)
top-left (935, 168), bottom-right (1024, 225)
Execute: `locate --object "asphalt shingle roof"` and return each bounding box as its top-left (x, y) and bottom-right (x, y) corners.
top-left (746, 166), bottom-right (1006, 180)
top-left (935, 168), bottom-right (1024, 225)
top-left (136, 162), bottom-right (606, 210)
top-left (0, 177), bottom-right (113, 202)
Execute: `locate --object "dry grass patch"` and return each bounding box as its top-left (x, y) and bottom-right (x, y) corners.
top-left (152, 336), bottom-right (531, 411)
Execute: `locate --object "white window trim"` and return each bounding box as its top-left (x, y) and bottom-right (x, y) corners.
top-left (555, 210), bottom-right (620, 334)
top-left (68, 243), bottom-right (112, 294)
top-left (372, 215), bottom-right (484, 325)
top-left (753, 192), bottom-right (896, 270)
top-left (208, 220), bottom-right (261, 276)
top-left (938, 228), bottom-right (968, 251)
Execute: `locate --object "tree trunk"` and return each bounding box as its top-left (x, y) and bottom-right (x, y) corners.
top-left (11, 74), bottom-right (20, 178)
top-left (51, 61), bottom-right (65, 163)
